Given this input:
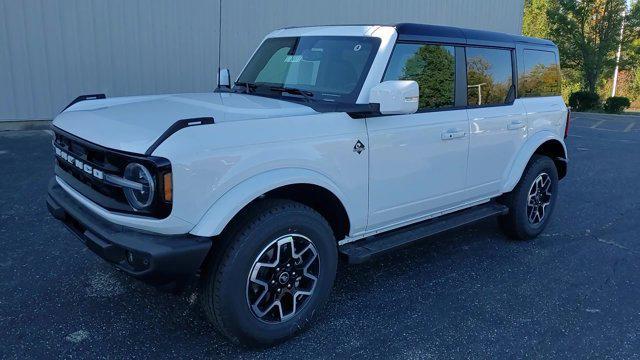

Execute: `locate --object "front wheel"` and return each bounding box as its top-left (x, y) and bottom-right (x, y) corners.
top-left (499, 155), bottom-right (559, 240)
top-left (201, 199), bottom-right (337, 346)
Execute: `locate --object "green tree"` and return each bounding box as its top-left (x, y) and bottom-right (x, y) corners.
top-left (523, 0), bottom-right (552, 38)
top-left (631, 67), bottom-right (640, 99)
top-left (401, 45), bottom-right (455, 109)
top-left (548, 0), bottom-right (629, 93)
top-left (523, 0), bottom-right (582, 103)
top-left (622, 1), bottom-right (640, 69)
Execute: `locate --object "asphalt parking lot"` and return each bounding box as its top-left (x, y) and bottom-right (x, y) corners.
top-left (1, 113), bottom-right (640, 358)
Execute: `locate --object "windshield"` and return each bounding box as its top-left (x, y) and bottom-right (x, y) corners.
top-left (236, 36), bottom-right (380, 104)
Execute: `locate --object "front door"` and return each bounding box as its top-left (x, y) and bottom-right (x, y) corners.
top-left (366, 43), bottom-right (469, 231)
top-left (366, 110), bottom-right (470, 230)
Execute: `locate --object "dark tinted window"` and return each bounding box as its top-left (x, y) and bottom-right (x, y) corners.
top-left (237, 36), bottom-right (380, 103)
top-left (519, 50), bottom-right (561, 97)
top-left (466, 47), bottom-right (514, 106)
top-left (383, 43), bottom-right (455, 110)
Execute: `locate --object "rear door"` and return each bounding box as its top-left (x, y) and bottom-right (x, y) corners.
top-left (465, 46), bottom-right (528, 199)
top-left (366, 43), bottom-right (470, 231)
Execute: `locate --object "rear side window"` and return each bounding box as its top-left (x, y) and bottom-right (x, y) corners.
top-left (519, 49), bottom-right (561, 97)
top-left (466, 47), bottom-right (514, 106)
top-left (383, 43), bottom-right (456, 110)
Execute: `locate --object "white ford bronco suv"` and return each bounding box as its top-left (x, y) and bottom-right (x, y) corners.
top-left (47, 24), bottom-right (569, 345)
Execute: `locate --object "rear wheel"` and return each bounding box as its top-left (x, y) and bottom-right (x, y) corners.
top-left (499, 155), bottom-right (558, 240)
top-left (201, 199), bottom-right (337, 346)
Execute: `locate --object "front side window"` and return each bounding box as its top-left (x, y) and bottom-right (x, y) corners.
top-left (519, 49), bottom-right (561, 97)
top-left (466, 47), bottom-right (514, 106)
top-left (383, 43), bottom-right (456, 110)
top-left (237, 36), bottom-right (380, 104)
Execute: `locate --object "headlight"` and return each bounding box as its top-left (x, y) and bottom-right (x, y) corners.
top-left (123, 163), bottom-right (155, 210)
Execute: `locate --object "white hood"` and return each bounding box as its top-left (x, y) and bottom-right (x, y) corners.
top-left (52, 92), bottom-right (317, 154)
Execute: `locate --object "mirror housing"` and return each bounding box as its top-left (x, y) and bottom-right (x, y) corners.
top-left (369, 80), bottom-right (419, 115)
top-left (218, 68), bottom-right (231, 89)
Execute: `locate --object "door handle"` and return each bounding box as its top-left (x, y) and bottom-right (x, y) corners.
top-left (507, 120), bottom-right (526, 130)
top-left (441, 129), bottom-right (466, 140)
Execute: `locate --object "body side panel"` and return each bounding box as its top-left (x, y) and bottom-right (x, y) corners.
top-left (153, 112), bottom-right (369, 237)
top-left (365, 109), bottom-right (470, 230)
top-left (522, 96), bottom-right (567, 139)
top-left (500, 129), bottom-right (567, 193)
top-left (189, 168), bottom-right (354, 237)
top-left (466, 99), bottom-right (529, 200)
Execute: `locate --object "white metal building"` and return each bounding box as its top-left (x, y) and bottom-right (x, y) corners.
top-left (0, 0), bottom-right (525, 121)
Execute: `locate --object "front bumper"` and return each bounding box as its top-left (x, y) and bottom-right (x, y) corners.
top-left (46, 178), bottom-right (212, 286)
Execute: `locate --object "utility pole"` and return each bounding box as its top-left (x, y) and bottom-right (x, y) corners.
top-left (612, 10), bottom-right (627, 97)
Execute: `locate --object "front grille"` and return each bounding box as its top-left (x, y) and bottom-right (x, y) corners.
top-left (53, 127), bottom-right (172, 218)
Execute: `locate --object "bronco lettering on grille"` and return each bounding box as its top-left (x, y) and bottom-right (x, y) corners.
top-left (54, 145), bottom-right (104, 180)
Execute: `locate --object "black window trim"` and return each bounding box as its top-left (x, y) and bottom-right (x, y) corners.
top-left (376, 40), bottom-right (522, 116)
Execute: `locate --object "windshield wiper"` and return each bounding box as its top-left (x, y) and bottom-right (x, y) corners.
top-left (234, 81), bottom-right (257, 94)
top-left (269, 86), bottom-right (314, 102)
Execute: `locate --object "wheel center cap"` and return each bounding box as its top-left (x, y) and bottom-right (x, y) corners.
top-left (278, 272), bottom-right (290, 284)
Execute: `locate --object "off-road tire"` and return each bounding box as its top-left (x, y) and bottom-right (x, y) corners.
top-left (201, 199), bottom-right (337, 346)
top-left (499, 155), bottom-right (559, 240)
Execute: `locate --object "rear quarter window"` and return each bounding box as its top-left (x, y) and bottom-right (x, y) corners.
top-left (519, 49), bottom-right (561, 97)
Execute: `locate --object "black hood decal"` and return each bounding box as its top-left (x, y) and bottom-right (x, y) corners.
top-left (145, 117), bottom-right (215, 156)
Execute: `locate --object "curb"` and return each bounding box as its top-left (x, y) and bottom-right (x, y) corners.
top-left (0, 120), bottom-right (52, 132)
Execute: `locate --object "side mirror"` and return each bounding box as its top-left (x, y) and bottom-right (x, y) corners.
top-left (369, 80), bottom-right (419, 115)
top-left (218, 68), bottom-right (231, 89)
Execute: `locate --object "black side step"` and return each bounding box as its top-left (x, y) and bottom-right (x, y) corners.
top-left (340, 202), bottom-right (509, 264)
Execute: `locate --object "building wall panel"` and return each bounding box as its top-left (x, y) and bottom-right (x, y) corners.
top-left (0, 0), bottom-right (523, 120)
top-left (0, 0), bottom-right (220, 120)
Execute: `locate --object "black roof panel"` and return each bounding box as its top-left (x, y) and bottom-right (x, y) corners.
top-left (394, 23), bottom-right (555, 48)
top-left (394, 23), bottom-right (466, 44)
